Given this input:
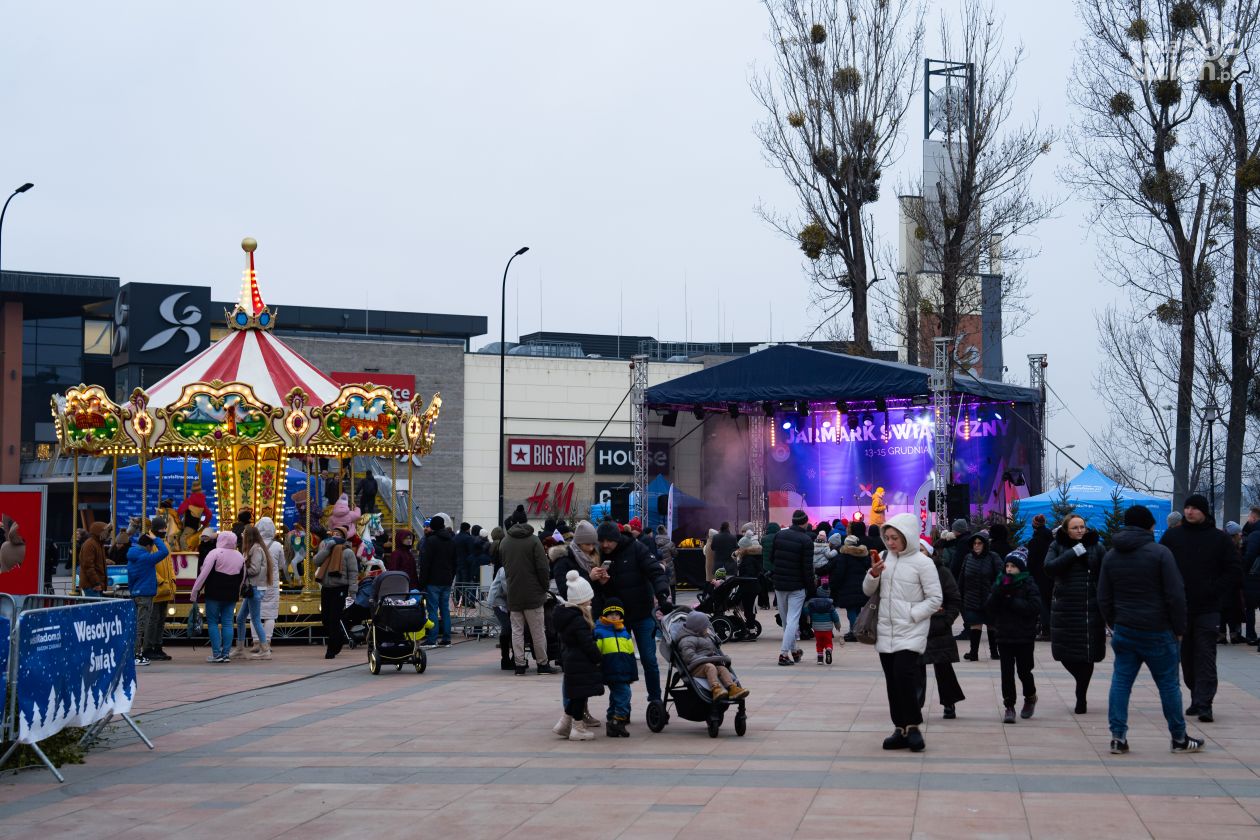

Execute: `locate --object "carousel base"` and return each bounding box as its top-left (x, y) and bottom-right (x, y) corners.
top-left (160, 589), bottom-right (328, 640)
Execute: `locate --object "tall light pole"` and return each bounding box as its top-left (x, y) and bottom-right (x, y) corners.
top-left (498, 246), bottom-right (529, 527)
top-left (1056, 443), bottom-right (1076, 480)
top-left (0, 183), bottom-right (35, 275)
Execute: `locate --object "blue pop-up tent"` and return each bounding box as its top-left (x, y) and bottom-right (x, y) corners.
top-left (1016, 464), bottom-right (1173, 541)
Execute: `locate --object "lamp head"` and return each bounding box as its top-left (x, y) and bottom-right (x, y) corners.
top-left (15, 183), bottom-right (33, 194)
top-left (514, 246), bottom-right (530, 256)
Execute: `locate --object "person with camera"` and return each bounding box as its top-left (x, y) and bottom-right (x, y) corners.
top-left (126, 524), bottom-right (169, 667)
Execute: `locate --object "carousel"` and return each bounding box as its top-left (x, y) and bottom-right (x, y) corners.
top-left (50, 238), bottom-right (441, 634)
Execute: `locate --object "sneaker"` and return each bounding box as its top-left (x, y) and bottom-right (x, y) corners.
top-left (437, 639), bottom-right (452, 648)
top-left (1003, 706), bottom-right (1017, 724)
top-left (791, 648), bottom-right (803, 663)
top-left (1171, 735), bottom-right (1204, 753)
top-left (825, 648), bottom-right (833, 664)
top-left (1020, 696), bottom-right (1037, 720)
top-left (1185, 703), bottom-right (1203, 717)
top-left (1110, 738), bottom-right (1129, 755)
top-left (844, 632), bottom-right (857, 643)
top-left (963, 652), bottom-right (978, 662)
top-left (514, 665), bottom-right (528, 675)
top-left (148, 649), bottom-right (172, 662)
top-left (778, 654), bottom-right (794, 666)
top-left (229, 647), bottom-right (245, 659)
top-left (215, 655), bottom-right (231, 663)
top-left (1198, 709), bottom-right (1214, 723)
top-left (943, 705), bottom-right (956, 719)
top-left (536, 664), bottom-right (556, 675)
top-left (421, 641), bottom-right (439, 649)
top-left (206, 654), bottom-right (220, 663)
top-left (134, 656), bottom-right (150, 667)
top-left (817, 653), bottom-right (825, 664)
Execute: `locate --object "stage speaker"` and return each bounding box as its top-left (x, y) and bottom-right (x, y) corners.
top-left (946, 483), bottom-right (971, 524)
top-left (610, 487), bottom-right (631, 522)
top-left (656, 494), bottom-right (669, 515)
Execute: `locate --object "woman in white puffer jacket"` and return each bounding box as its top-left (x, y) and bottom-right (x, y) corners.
top-left (252, 517), bottom-right (286, 660)
top-left (862, 512), bottom-right (942, 753)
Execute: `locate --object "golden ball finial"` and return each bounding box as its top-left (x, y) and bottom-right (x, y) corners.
top-left (241, 237), bottom-right (258, 253)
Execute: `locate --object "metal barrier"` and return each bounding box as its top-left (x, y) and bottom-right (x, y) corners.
top-left (450, 583), bottom-right (497, 639)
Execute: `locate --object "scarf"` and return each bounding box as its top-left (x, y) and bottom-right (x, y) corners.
top-left (600, 615), bottom-right (624, 631)
top-left (570, 543), bottom-right (594, 574)
top-left (999, 571), bottom-right (1030, 587)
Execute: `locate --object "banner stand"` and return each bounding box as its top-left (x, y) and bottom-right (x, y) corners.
top-left (79, 711), bottom-right (153, 752)
top-left (0, 738), bottom-right (63, 783)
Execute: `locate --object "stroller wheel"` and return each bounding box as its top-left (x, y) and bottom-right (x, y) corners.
top-left (368, 651), bottom-right (381, 675)
top-left (747, 620), bottom-right (763, 640)
top-left (711, 617), bottom-right (733, 642)
top-left (735, 712), bottom-right (747, 737)
top-left (395, 662), bottom-right (404, 671)
top-left (646, 700), bottom-right (668, 733)
top-left (706, 718), bottom-right (721, 738)
top-left (415, 649), bottom-right (427, 673)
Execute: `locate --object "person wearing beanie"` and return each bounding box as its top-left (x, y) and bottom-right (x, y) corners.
top-left (591, 517), bottom-right (673, 709)
top-left (1026, 513), bottom-right (1055, 640)
top-left (628, 517), bottom-right (660, 562)
top-left (984, 547), bottom-right (1043, 723)
top-left (1159, 494), bottom-right (1241, 721)
top-left (677, 609), bottom-right (749, 701)
top-left (1098, 504), bottom-right (1202, 754)
top-left (868, 487), bottom-right (887, 527)
top-left (552, 520), bottom-right (599, 605)
top-left (552, 570), bottom-right (603, 741)
top-left (418, 513), bottom-right (457, 648)
top-left (1167, 510), bottom-right (1183, 530)
top-left (593, 598), bottom-right (638, 737)
top-left (830, 534), bottom-right (872, 642)
top-left (862, 513), bottom-right (942, 752)
top-left (500, 516), bottom-right (555, 675)
top-left (1045, 513), bottom-right (1107, 714)
top-left (918, 528), bottom-right (965, 720)
top-left (961, 531), bottom-right (1004, 661)
top-left (770, 510), bottom-right (817, 666)
top-left (734, 533), bottom-right (763, 634)
top-left (1221, 521), bottom-right (1246, 644)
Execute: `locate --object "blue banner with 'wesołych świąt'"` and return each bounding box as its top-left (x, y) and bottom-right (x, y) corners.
top-left (15, 599), bottom-right (138, 744)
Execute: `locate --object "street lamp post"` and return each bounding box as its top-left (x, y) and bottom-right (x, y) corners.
top-left (0, 183), bottom-right (35, 275)
top-left (498, 246), bottom-right (529, 527)
top-left (1056, 443), bottom-right (1076, 479)
top-left (1205, 401), bottom-right (1219, 516)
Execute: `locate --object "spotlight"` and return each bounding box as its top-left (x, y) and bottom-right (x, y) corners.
top-left (861, 413), bottom-right (874, 426)
top-left (835, 401), bottom-right (848, 413)
top-left (782, 421), bottom-right (792, 431)
top-left (847, 413), bottom-right (859, 430)
top-left (692, 406), bottom-right (706, 421)
top-left (911, 394), bottom-right (930, 407)
top-left (796, 400), bottom-right (810, 416)
top-left (993, 411), bottom-right (1003, 420)
top-left (762, 401), bottom-right (775, 417)
top-left (875, 397), bottom-right (887, 412)
top-left (662, 410), bottom-right (678, 427)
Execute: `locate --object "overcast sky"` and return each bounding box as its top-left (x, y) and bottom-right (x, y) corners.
top-left (2, 1), bottom-right (1106, 470)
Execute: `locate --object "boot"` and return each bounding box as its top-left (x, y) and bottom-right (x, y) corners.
top-left (613, 716), bottom-right (630, 737)
top-left (726, 684), bottom-right (750, 701)
top-left (582, 710), bottom-right (601, 727)
top-left (553, 715), bottom-right (573, 738)
top-left (248, 644), bottom-right (262, 655)
top-left (711, 685), bottom-right (728, 701)
top-left (882, 727), bottom-right (910, 750)
top-left (964, 629), bottom-right (981, 661)
top-left (229, 643), bottom-right (245, 659)
top-left (501, 657), bottom-right (517, 671)
top-left (1003, 706), bottom-right (1017, 724)
top-left (605, 718), bottom-right (629, 738)
top-left (905, 725), bottom-right (925, 752)
top-left (568, 718), bottom-right (595, 741)
top-left (248, 644), bottom-right (272, 660)
top-left (1020, 695), bottom-right (1037, 720)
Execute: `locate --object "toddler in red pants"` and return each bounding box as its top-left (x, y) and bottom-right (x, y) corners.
top-left (805, 590), bottom-right (842, 664)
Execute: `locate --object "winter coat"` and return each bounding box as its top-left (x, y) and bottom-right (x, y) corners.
top-left (770, 525), bottom-right (816, 594)
top-left (1243, 529), bottom-right (1260, 599)
top-left (594, 616), bottom-right (638, 684)
top-left (920, 557), bottom-right (962, 665)
top-left (984, 574), bottom-right (1042, 646)
top-left (501, 523), bottom-right (550, 611)
top-left (828, 544), bottom-right (871, 609)
top-left (860, 513), bottom-right (943, 654)
top-left (79, 523), bottom-right (109, 591)
top-left (1026, 524), bottom-right (1055, 595)
top-left (487, 566), bottom-right (508, 612)
top-left (594, 533), bottom-right (670, 623)
top-left (126, 537), bottom-right (169, 597)
top-left (677, 624), bottom-right (732, 669)
top-left (1098, 527), bottom-right (1187, 636)
top-left (418, 528), bottom-right (457, 588)
top-left (312, 538), bottom-right (360, 597)
top-left (242, 544), bottom-right (267, 589)
top-left (357, 474), bottom-right (378, 512)
top-left (961, 534), bottom-right (1005, 614)
top-left (256, 517), bottom-right (284, 622)
top-left (637, 531), bottom-right (660, 561)
top-left (812, 540), bottom-right (833, 571)
top-left (328, 494), bottom-right (361, 538)
top-left (386, 541), bottom-right (418, 590)
top-left (453, 530), bottom-right (476, 566)
top-left (551, 543), bottom-right (595, 603)
top-left (805, 595), bottom-right (840, 632)
top-left (760, 525), bottom-right (779, 574)
top-left (711, 530), bottom-right (739, 576)
top-left (1045, 528), bottom-right (1106, 664)
top-left (555, 604), bottom-right (604, 700)
top-left (191, 532), bottom-right (245, 603)
top-left (1160, 516), bottom-right (1243, 616)
top-left (735, 543), bottom-right (763, 579)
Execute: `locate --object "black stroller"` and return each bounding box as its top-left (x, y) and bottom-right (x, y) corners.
top-left (694, 576), bottom-right (762, 642)
top-left (366, 571), bottom-right (432, 675)
top-left (646, 606), bottom-right (748, 738)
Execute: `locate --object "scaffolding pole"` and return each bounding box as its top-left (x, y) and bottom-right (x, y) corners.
top-left (1028, 354), bottom-right (1048, 489)
top-left (931, 337), bottom-right (956, 529)
top-left (747, 414), bottom-right (766, 534)
top-left (630, 355), bottom-right (649, 523)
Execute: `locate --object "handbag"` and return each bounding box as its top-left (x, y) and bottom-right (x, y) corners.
top-left (854, 585), bottom-right (880, 645)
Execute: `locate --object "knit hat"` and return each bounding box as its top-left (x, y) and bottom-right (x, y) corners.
top-left (1184, 494), bottom-right (1212, 518)
top-left (791, 509), bottom-right (809, 526)
top-left (564, 570), bottom-right (594, 605)
top-left (1032, 514), bottom-right (1046, 527)
top-left (490, 526), bottom-right (504, 541)
top-left (429, 515), bottom-right (445, 531)
top-left (1226, 521), bottom-right (1242, 536)
top-left (844, 534), bottom-right (861, 547)
top-left (596, 521), bottom-right (622, 542)
top-left (828, 533), bottom-right (845, 548)
top-left (1125, 505), bottom-right (1156, 529)
top-left (1004, 546), bottom-right (1029, 571)
top-left (573, 520), bottom-right (597, 545)
top-left (601, 598), bottom-right (625, 617)
top-left (683, 610), bottom-right (711, 634)
top-left (739, 522), bottom-right (755, 536)
top-left (627, 517), bottom-right (643, 531)
top-left (849, 521), bottom-right (867, 538)
top-left (738, 534), bottom-right (756, 550)
top-left (951, 519), bottom-right (968, 533)
top-left (1167, 511), bottom-right (1183, 528)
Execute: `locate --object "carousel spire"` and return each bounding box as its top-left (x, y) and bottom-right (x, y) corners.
top-left (227, 237), bottom-right (276, 331)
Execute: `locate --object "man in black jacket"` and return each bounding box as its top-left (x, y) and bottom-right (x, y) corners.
top-left (418, 515), bottom-right (457, 647)
top-left (1098, 505), bottom-right (1202, 754)
top-left (592, 521), bottom-right (672, 706)
top-left (710, 522), bottom-right (739, 578)
top-left (771, 510), bottom-right (816, 667)
top-left (1160, 494), bottom-right (1241, 722)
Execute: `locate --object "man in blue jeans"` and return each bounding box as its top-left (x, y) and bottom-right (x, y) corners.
top-left (592, 521), bottom-right (672, 707)
top-left (770, 510), bottom-right (816, 666)
top-left (418, 515), bottom-right (456, 646)
top-left (1097, 505), bottom-right (1203, 755)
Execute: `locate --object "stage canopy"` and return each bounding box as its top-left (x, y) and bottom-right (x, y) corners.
top-left (644, 344), bottom-right (1040, 407)
top-left (1015, 464), bottom-right (1173, 541)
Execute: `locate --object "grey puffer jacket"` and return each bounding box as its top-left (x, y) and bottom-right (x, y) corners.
top-left (313, 538), bottom-right (360, 598)
top-left (677, 627), bottom-right (731, 670)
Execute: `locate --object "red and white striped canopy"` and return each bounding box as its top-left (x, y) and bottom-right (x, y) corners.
top-left (146, 328), bottom-right (342, 408)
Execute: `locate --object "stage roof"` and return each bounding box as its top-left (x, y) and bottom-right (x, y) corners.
top-left (644, 344), bottom-right (1041, 406)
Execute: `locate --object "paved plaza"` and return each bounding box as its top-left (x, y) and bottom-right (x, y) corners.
top-left (2, 625), bottom-right (1260, 839)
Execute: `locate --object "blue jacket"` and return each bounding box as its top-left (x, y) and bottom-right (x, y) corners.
top-left (805, 595), bottom-right (840, 632)
top-left (593, 617), bottom-right (638, 684)
top-left (126, 537), bottom-right (169, 597)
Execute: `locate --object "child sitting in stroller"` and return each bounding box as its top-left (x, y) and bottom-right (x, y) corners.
top-left (677, 611), bottom-right (750, 701)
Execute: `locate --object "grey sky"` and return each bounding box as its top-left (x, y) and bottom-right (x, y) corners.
top-left (2, 1), bottom-right (1106, 470)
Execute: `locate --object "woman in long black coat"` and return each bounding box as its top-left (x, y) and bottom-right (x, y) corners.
top-left (1044, 515), bottom-right (1106, 714)
top-left (919, 540), bottom-right (965, 718)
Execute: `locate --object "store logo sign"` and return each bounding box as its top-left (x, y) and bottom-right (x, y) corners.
top-left (139, 292), bottom-right (203, 354)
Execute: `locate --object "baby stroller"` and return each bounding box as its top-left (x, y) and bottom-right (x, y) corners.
top-left (366, 571), bottom-right (432, 674)
top-left (694, 576), bottom-right (762, 642)
top-left (646, 606), bottom-right (748, 738)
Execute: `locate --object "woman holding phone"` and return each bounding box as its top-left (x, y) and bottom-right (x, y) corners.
top-left (862, 513), bottom-right (943, 752)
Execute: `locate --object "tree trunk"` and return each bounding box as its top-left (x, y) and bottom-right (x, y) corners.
top-left (1224, 82), bottom-right (1248, 522)
top-left (848, 203), bottom-right (873, 354)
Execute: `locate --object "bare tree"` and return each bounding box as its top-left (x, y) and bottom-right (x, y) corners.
top-left (753, 0), bottom-right (925, 354)
top-left (894, 0), bottom-right (1058, 365)
top-left (1068, 0), bottom-right (1231, 507)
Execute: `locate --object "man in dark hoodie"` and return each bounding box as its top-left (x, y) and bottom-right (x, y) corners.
top-left (1160, 494), bottom-right (1241, 722)
top-left (1099, 505), bottom-right (1202, 754)
top-left (418, 515), bottom-right (457, 647)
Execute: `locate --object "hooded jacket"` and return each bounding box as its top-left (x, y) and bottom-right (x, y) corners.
top-left (594, 613), bottom-right (638, 684)
top-left (501, 523), bottom-right (550, 611)
top-left (594, 533), bottom-right (671, 622)
top-left (711, 529), bottom-right (739, 577)
top-left (1099, 526), bottom-right (1186, 636)
top-left (1025, 523), bottom-right (1055, 592)
top-left (312, 536), bottom-right (360, 597)
top-left (328, 494), bottom-right (361, 538)
top-left (760, 524), bottom-right (780, 574)
top-left (1045, 527), bottom-right (1106, 664)
top-left (828, 542), bottom-right (872, 609)
top-left (79, 522), bottom-right (110, 591)
top-left (256, 517), bottom-right (285, 621)
top-left (961, 532), bottom-right (1005, 613)
top-left (676, 619), bottom-right (732, 670)
top-left (126, 536), bottom-right (169, 598)
top-left (1159, 514), bottom-right (1242, 616)
top-left (860, 513), bottom-right (943, 654)
top-left (191, 531), bottom-right (245, 602)
top-left (920, 549), bottom-right (962, 665)
top-left (386, 530), bottom-right (418, 589)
